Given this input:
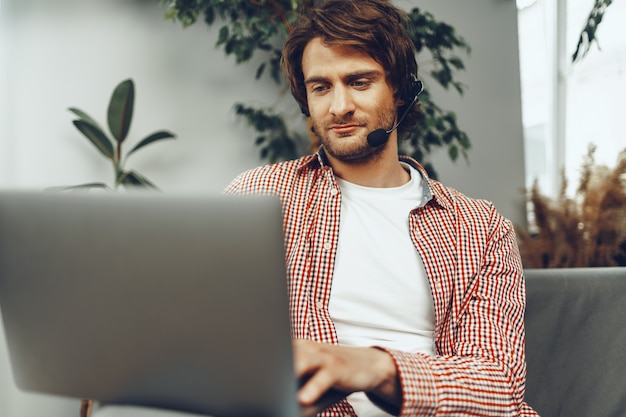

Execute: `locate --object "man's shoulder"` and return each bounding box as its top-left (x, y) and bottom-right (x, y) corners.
top-left (426, 177), bottom-right (501, 220)
top-left (425, 179), bottom-right (515, 242)
top-left (223, 154), bottom-right (319, 195)
top-left (398, 155), bottom-right (498, 215)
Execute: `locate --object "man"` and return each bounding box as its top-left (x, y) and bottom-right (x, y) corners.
top-left (225, 0), bottom-right (538, 416)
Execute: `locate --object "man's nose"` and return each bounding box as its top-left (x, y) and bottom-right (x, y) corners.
top-left (329, 86), bottom-right (356, 117)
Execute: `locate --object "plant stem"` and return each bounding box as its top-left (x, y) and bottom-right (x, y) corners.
top-left (80, 399), bottom-right (93, 417)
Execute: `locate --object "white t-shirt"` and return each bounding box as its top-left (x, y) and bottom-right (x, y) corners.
top-left (329, 164), bottom-right (435, 417)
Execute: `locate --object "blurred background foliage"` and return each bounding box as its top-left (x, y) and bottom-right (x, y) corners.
top-left (572, 0), bottom-right (613, 63)
top-left (160, 0), bottom-right (472, 178)
top-left (517, 145), bottom-right (626, 268)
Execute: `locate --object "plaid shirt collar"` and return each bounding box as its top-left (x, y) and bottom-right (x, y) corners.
top-left (295, 147), bottom-right (453, 211)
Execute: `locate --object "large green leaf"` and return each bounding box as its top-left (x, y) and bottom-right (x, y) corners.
top-left (68, 107), bottom-right (104, 131)
top-left (72, 120), bottom-right (115, 160)
top-left (45, 182), bottom-right (111, 192)
top-left (127, 130), bottom-right (176, 157)
top-left (118, 170), bottom-right (158, 189)
top-left (108, 79), bottom-right (135, 143)
top-left (572, 0), bottom-right (613, 63)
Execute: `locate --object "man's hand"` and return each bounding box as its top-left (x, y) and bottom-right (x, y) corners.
top-left (293, 339), bottom-right (402, 411)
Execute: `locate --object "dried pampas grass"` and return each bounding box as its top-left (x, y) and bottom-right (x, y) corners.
top-left (516, 144), bottom-right (626, 268)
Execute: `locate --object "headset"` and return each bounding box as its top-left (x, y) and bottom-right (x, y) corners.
top-left (366, 74), bottom-right (423, 147)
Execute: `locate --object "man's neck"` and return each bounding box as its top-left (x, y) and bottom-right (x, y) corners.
top-left (327, 151), bottom-right (410, 188)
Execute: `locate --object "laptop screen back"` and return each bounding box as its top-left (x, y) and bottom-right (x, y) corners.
top-left (0, 191), bottom-right (300, 417)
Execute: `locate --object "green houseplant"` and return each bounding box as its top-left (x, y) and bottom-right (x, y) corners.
top-left (161, 0), bottom-right (471, 178)
top-left (66, 78), bottom-right (176, 190)
top-left (69, 78), bottom-right (177, 417)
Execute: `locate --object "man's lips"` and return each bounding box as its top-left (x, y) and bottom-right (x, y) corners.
top-left (329, 124), bottom-right (362, 135)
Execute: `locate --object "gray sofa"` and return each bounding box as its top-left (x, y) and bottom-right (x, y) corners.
top-left (524, 267), bottom-right (626, 417)
top-left (2, 267), bottom-right (626, 417)
top-left (73, 266), bottom-right (626, 417)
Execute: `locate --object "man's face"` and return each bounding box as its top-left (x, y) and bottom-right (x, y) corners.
top-left (301, 38), bottom-right (398, 163)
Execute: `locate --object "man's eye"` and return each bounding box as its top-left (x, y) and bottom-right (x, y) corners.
top-left (352, 80), bottom-right (370, 88)
top-left (312, 85), bottom-right (327, 93)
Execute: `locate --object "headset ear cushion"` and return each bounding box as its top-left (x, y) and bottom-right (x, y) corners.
top-left (399, 75), bottom-right (423, 111)
top-left (403, 74), bottom-right (423, 103)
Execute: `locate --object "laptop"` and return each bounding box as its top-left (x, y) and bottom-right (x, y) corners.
top-left (0, 191), bottom-right (343, 417)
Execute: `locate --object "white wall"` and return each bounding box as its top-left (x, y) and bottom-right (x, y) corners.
top-left (0, 1), bottom-right (525, 416)
top-left (1, 1), bottom-right (265, 415)
top-left (398, 0), bottom-right (526, 228)
top-left (0, 0), bottom-right (264, 195)
top-left (0, 0), bottom-right (525, 218)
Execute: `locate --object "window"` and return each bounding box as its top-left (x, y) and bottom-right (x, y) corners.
top-left (517, 0), bottom-right (626, 197)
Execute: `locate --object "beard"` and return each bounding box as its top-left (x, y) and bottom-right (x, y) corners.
top-left (311, 102), bottom-right (397, 164)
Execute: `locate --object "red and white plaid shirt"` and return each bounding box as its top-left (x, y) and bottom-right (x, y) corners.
top-left (225, 151), bottom-right (538, 417)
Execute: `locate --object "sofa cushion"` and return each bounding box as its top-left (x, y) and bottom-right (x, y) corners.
top-left (524, 267), bottom-right (626, 417)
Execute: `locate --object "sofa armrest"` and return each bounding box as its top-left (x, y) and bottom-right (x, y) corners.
top-left (524, 267), bottom-right (626, 417)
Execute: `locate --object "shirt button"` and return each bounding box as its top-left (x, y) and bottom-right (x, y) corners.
top-left (316, 301), bottom-right (324, 310)
top-left (323, 241), bottom-right (332, 251)
top-left (330, 188), bottom-right (339, 196)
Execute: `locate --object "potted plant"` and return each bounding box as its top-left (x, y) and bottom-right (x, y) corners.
top-left (64, 78), bottom-right (176, 191)
top-left (516, 144), bottom-right (626, 268)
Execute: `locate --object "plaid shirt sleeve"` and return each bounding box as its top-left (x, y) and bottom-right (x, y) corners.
top-left (374, 192), bottom-right (538, 416)
top-left (225, 155), bottom-right (539, 417)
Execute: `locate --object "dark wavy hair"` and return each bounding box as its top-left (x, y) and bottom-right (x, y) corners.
top-left (281, 0), bottom-right (421, 139)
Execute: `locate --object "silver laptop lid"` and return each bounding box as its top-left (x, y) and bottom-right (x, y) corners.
top-left (0, 191), bottom-right (302, 417)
